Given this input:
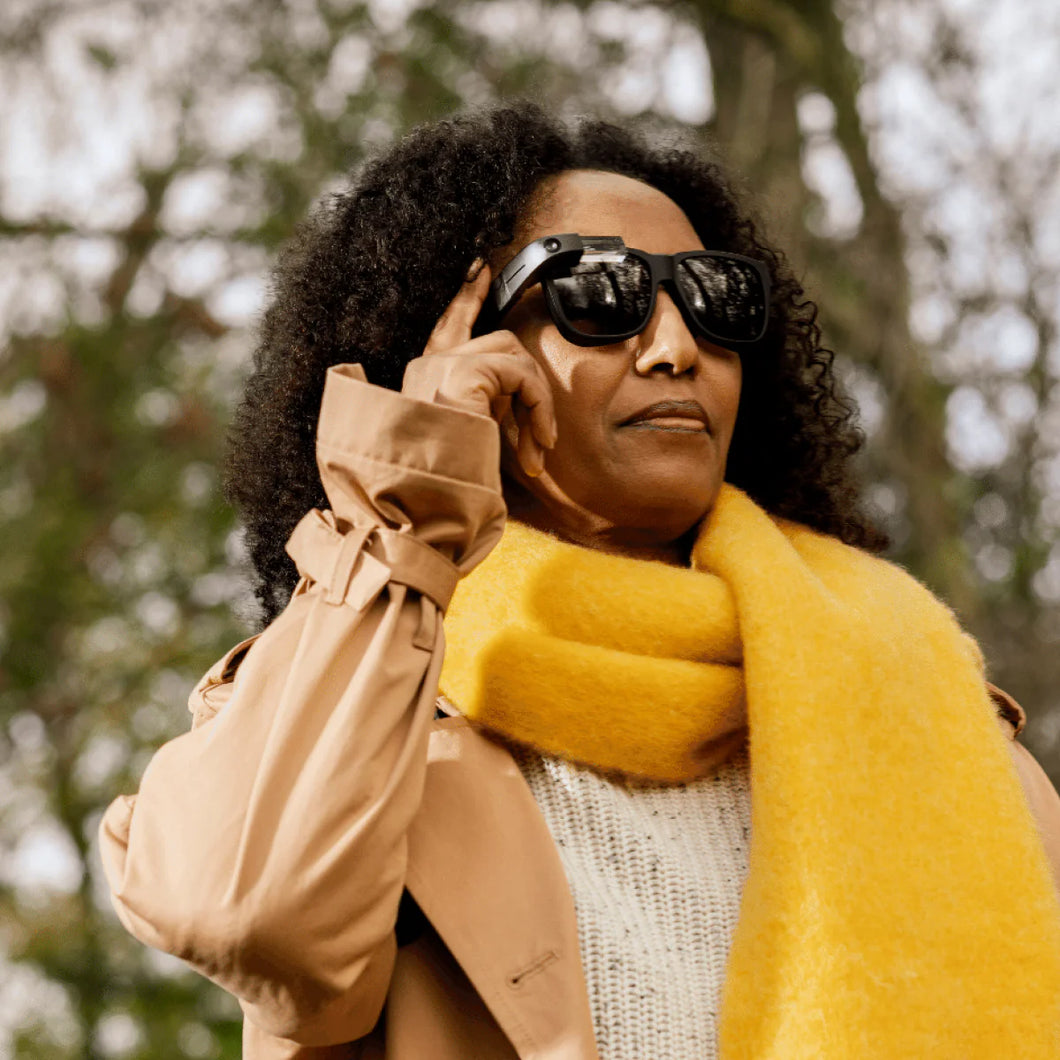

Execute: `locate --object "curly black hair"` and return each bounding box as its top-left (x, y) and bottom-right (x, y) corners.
top-left (226, 100), bottom-right (886, 622)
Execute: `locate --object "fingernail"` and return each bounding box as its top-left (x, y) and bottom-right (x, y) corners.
top-left (525, 450), bottom-right (545, 477)
top-left (465, 257), bottom-right (485, 283)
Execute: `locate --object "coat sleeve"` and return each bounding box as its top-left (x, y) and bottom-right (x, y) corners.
top-left (989, 684), bottom-right (1060, 897)
top-left (1008, 739), bottom-right (1060, 896)
top-left (98, 364), bottom-right (506, 1047)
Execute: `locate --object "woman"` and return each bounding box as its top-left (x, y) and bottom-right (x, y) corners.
top-left (100, 103), bottom-right (1060, 1059)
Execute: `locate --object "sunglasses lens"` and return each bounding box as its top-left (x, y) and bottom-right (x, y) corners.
top-left (677, 256), bottom-right (768, 343)
top-left (550, 257), bottom-right (652, 339)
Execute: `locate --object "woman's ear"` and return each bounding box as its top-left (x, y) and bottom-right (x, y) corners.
top-left (498, 410), bottom-right (532, 503)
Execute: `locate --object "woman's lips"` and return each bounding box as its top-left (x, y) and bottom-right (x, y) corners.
top-left (618, 400), bottom-right (711, 432)
top-left (624, 417), bottom-right (707, 431)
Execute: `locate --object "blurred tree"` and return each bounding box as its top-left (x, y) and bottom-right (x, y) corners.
top-left (0, 0), bottom-right (1057, 1055)
top-left (839, 0), bottom-right (1060, 780)
top-left (696, 0), bottom-right (966, 602)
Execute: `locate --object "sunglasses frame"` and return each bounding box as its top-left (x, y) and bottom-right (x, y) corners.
top-left (477, 232), bottom-right (772, 348)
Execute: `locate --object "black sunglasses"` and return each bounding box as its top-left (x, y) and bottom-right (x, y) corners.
top-left (474, 233), bottom-right (771, 348)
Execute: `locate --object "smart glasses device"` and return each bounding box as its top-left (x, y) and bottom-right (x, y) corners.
top-left (475, 232), bottom-right (771, 348)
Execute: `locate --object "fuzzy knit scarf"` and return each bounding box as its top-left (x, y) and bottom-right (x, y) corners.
top-left (439, 483), bottom-right (1060, 1057)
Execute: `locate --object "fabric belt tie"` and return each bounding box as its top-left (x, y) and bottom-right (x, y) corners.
top-left (285, 508), bottom-right (461, 612)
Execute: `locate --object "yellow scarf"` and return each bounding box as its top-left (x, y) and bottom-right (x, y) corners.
top-left (441, 484), bottom-right (1060, 1056)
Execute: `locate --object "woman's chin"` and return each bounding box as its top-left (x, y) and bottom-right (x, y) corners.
top-left (501, 460), bottom-right (723, 549)
top-left (572, 478), bottom-right (720, 540)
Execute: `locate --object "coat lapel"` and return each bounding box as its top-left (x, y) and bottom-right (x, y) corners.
top-left (404, 717), bottom-right (599, 1060)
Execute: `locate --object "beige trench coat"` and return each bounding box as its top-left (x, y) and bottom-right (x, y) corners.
top-left (100, 365), bottom-right (1060, 1059)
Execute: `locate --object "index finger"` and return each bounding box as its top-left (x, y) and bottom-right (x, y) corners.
top-left (423, 263), bottom-right (492, 355)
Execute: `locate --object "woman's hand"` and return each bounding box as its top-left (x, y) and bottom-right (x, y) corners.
top-left (402, 263), bottom-right (557, 477)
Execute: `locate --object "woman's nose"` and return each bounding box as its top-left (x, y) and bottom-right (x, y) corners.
top-left (633, 291), bottom-right (698, 376)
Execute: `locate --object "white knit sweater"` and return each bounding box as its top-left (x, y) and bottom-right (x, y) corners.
top-left (514, 742), bottom-right (752, 1060)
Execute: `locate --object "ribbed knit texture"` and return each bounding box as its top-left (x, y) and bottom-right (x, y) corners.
top-left (514, 743), bottom-right (752, 1060)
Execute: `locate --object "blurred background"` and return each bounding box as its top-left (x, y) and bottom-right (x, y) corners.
top-left (2, 0), bottom-right (1059, 1054)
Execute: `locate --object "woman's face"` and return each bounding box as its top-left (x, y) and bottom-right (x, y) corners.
top-left (498, 169), bottom-right (742, 557)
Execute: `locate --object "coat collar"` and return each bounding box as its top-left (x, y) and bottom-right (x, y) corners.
top-left (404, 714), bottom-right (599, 1059)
